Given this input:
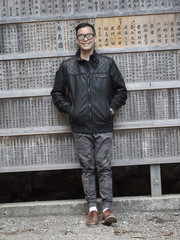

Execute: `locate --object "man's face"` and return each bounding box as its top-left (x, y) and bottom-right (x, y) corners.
top-left (76, 26), bottom-right (97, 52)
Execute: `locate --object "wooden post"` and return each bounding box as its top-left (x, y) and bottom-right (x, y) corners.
top-left (150, 165), bottom-right (162, 197)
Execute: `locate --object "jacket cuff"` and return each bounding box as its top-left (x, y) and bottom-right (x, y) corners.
top-left (110, 103), bottom-right (118, 111)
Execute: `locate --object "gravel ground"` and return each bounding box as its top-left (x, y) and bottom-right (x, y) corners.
top-left (0, 211), bottom-right (179, 240)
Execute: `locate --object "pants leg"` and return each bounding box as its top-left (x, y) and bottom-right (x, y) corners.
top-left (73, 133), bottom-right (97, 208)
top-left (73, 132), bottom-right (113, 209)
top-left (94, 132), bottom-right (113, 209)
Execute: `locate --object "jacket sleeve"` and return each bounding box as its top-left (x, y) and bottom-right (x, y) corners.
top-left (51, 62), bottom-right (72, 115)
top-left (109, 59), bottom-right (127, 111)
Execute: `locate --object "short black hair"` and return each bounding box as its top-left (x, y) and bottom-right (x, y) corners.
top-left (75, 23), bottom-right (96, 36)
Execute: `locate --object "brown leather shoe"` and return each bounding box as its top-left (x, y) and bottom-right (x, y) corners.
top-left (101, 209), bottom-right (117, 226)
top-left (86, 211), bottom-right (99, 226)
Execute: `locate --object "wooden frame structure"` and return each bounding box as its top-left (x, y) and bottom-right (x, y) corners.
top-left (0, 1), bottom-right (180, 197)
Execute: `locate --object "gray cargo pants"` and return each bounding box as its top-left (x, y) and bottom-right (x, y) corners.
top-left (73, 132), bottom-right (113, 210)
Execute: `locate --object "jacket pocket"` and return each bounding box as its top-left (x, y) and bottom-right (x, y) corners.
top-left (65, 104), bottom-right (73, 119)
top-left (93, 100), bottom-right (112, 123)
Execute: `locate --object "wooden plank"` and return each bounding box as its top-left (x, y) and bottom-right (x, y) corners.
top-left (0, 119), bottom-right (179, 137)
top-left (112, 157), bottom-right (180, 166)
top-left (122, 16), bottom-right (136, 47)
top-left (126, 81), bottom-right (180, 91)
top-left (176, 13), bottom-right (180, 45)
top-left (114, 119), bottom-right (180, 130)
top-left (96, 18), bottom-right (104, 49)
top-left (0, 126), bottom-right (72, 136)
top-left (0, 157), bottom-right (179, 173)
top-left (0, 89), bottom-right (51, 99)
top-left (1, 45), bottom-right (180, 61)
top-left (150, 165), bottom-right (162, 197)
top-left (0, 81), bottom-right (180, 99)
top-left (0, 9), bottom-right (180, 25)
top-left (0, 51), bottom-right (75, 61)
top-left (0, 163), bottom-right (81, 173)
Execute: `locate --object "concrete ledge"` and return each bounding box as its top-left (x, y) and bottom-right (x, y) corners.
top-left (0, 195), bottom-right (180, 218)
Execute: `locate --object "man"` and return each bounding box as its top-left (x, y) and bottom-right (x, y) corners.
top-left (51, 23), bottom-right (127, 226)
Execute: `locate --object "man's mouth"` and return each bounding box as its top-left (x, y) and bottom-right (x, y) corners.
top-left (82, 42), bottom-right (90, 46)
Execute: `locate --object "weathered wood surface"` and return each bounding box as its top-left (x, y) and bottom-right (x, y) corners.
top-left (0, 14), bottom-right (180, 57)
top-left (0, 127), bottom-right (180, 167)
top-left (0, 0), bottom-right (180, 25)
top-left (1, 157), bottom-right (180, 173)
top-left (150, 165), bottom-right (162, 197)
top-left (0, 89), bottom-right (180, 129)
top-left (1, 51), bottom-right (180, 90)
top-left (1, 80), bottom-right (180, 99)
top-left (0, 1), bottom-right (180, 185)
top-left (0, 119), bottom-right (180, 137)
top-left (1, 45), bottom-right (180, 61)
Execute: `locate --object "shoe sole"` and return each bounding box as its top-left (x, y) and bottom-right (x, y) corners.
top-left (86, 223), bottom-right (98, 227)
top-left (101, 216), bottom-right (117, 226)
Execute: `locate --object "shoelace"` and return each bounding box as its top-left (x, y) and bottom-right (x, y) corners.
top-left (89, 211), bottom-right (96, 218)
top-left (104, 209), bottom-right (112, 214)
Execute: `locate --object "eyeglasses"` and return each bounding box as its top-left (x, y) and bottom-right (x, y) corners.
top-left (77, 33), bottom-right (95, 41)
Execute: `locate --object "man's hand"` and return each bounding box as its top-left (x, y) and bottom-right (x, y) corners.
top-left (110, 108), bottom-right (115, 115)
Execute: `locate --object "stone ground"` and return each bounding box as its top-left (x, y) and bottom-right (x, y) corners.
top-left (0, 210), bottom-right (179, 240)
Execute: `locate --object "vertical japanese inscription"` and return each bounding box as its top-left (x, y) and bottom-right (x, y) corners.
top-left (95, 14), bottom-right (177, 49)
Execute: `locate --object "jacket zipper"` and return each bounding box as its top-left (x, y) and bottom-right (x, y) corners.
top-left (87, 64), bottom-right (93, 133)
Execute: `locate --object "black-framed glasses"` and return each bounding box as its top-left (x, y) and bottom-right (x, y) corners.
top-left (77, 33), bottom-right (95, 41)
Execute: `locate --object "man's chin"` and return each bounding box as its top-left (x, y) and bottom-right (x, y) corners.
top-left (81, 47), bottom-right (93, 52)
top-left (81, 45), bottom-right (91, 49)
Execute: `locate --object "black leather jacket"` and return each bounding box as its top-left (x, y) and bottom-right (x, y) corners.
top-left (51, 50), bottom-right (127, 133)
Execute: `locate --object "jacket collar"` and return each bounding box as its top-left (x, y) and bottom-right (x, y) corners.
top-left (75, 49), bottom-right (99, 66)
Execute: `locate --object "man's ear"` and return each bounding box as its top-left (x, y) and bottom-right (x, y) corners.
top-left (76, 37), bottom-right (79, 45)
